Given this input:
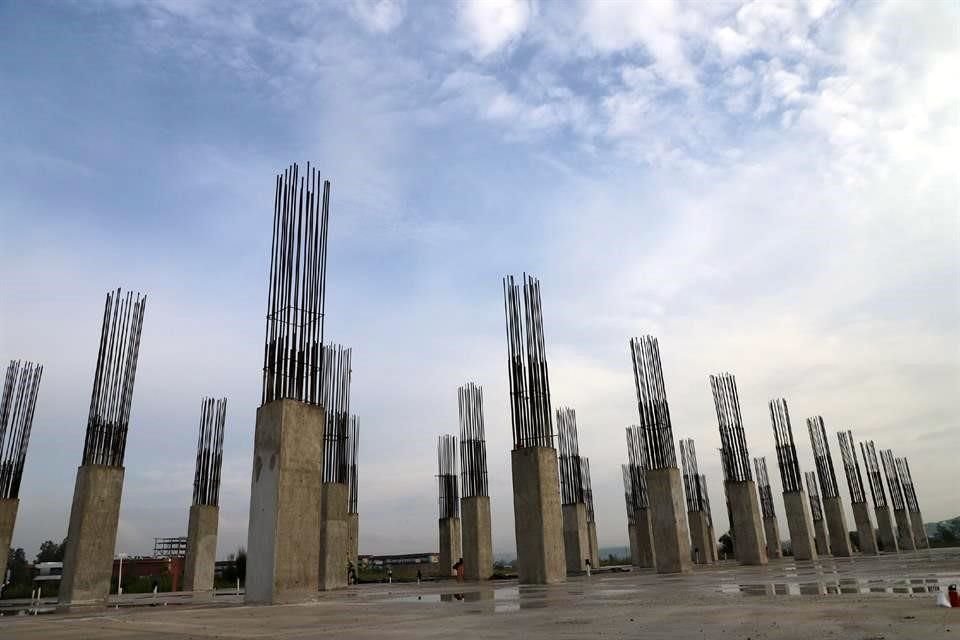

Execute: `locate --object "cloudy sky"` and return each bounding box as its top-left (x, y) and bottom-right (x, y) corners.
top-left (1, 0), bottom-right (957, 560)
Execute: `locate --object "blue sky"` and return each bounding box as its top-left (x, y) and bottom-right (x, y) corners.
top-left (1, 0), bottom-right (957, 559)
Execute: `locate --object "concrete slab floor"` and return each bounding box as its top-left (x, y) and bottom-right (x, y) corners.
top-left (3, 548), bottom-right (959, 639)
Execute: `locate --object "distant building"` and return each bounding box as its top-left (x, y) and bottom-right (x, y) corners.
top-left (33, 561), bottom-right (63, 586)
top-left (359, 552), bottom-right (439, 568)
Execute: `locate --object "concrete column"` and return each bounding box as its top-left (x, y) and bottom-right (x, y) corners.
top-left (59, 465), bottom-right (125, 608)
top-left (0, 498), bottom-right (18, 587)
top-left (634, 508), bottom-right (656, 568)
top-left (461, 496), bottom-right (492, 580)
top-left (813, 517), bottom-right (830, 555)
top-left (782, 491), bottom-right (817, 561)
top-left (438, 517), bottom-right (462, 577)
top-left (707, 523), bottom-right (719, 562)
top-left (687, 510), bottom-right (712, 564)
top-left (874, 506), bottom-right (898, 553)
top-left (319, 482), bottom-right (349, 590)
top-left (627, 522), bottom-right (639, 566)
top-left (510, 447), bottom-right (565, 584)
top-left (893, 509), bottom-right (916, 551)
top-left (851, 502), bottom-right (878, 556)
top-left (909, 511), bottom-right (929, 549)
top-left (587, 521), bottom-right (599, 569)
top-left (822, 496), bottom-right (852, 557)
top-left (562, 502), bottom-right (590, 573)
top-left (645, 468), bottom-right (692, 574)
top-left (763, 517), bottom-right (783, 559)
top-left (725, 480), bottom-right (767, 566)
top-left (183, 504), bottom-right (219, 593)
top-left (347, 512), bottom-right (359, 571)
top-left (245, 399), bottom-right (323, 604)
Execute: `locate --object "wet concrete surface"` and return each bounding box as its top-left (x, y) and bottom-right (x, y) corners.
top-left (1, 547), bottom-right (958, 638)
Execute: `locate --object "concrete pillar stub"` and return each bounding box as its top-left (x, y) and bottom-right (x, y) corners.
top-left (461, 496), bottom-right (492, 580)
top-left (725, 480), bottom-right (768, 566)
top-left (438, 517), bottom-right (462, 577)
top-left (782, 491), bottom-right (817, 561)
top-left (813, 517), bottom-right (830, 556)
top-left (874, 506), bottom-right (898, 553)
top-left (562, 502), bottom-right (590, 573)
top-left (183, 504), bottom-right (219, 593)
top-left (822, 496), bottom-right (852, 557)
top-left (708, 523), bottom-right (719, 562)
top-left (627, 522), bottom-right (639, 566)
top-left (893, 509), bottom-right (916, 551)
top-left (763, 517), bottom-right (783, 559)
top-left (319, 482), bottom-right (349, 590)
top-left (909, 511), bottom-right (928, 549)
top-left (347, 512), bottom-right (359, 571)
top-left (0, 498), bottom-right (19, 588)
top-left (510, 447), bottom-right (565, 584)
top-left (644, 468), bottom-right (693, 574)
top-left (851, 502), bottom-right (878, 556)
top-left (587, 521), bottom-right (599, 569)
top-left (687, 510), bottom-right (712, 564)
top-left (245, 399), bottom-right (323, 604)
top-left (634, 508), bottom-right (656, 568)
top-left (59, 465), bottom-right (125, 608)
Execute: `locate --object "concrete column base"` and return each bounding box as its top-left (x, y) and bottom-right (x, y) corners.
top-left (782, 491), bottom-right (817, 561)
top-left (562, 503), bottom-right (590, 573)
top-left (823, 496), bottom-right (852, 557)
top-left (347, 512), bottom-right (359, 571)
top-left (0, 498), bottom-right (19, 588)
top-left (245, 399), bottom-right (323, 604)
top-left (627, 522), bottom-right (639, 566)
top-left (894, 509), bottom-right (916, 551)
top-left (708, 524), bottom-right (719, 562)
top-left (461, 496), bottom-right (492, 580)
top-left (588, 521), bottom-right (599, 569)
top-left (510, 447), bottom-right (565, 585)
top-left (634, 508), bottom-right (656, 568)
top-left (725, 480), bottom-right (767, 566)
top-left (59, 465), bottom-right (125, 608)
top-left (763, 517), bottom-right (783, 559)
top-left (645, 468), bottom-right (692, 574)
top-left (438, 516), bottom-right (462, 577)
top-left (851, 502), bottom-right (878, 555)
top-left (909, 511), bottom-right (929, 549)
top-left (183, 504), bottom-right (219, 592)
top-left (813, 518), bottom-right (830, 556)
top-left (319, 482), bottom-right (349, 590)
top-left (688, 510), bottom-right (712, 564)
top-left (874, 506), bottom-right (898, 553)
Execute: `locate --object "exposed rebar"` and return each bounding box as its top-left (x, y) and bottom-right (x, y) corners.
top-left (894, 456), bottom-right (920, 514)
top-left (629, 336), bottom-right (677, 469)
top-left (879, 448), bottom-right (906, 511)
top-left (437, 434), bottom-right (459, 519)
top-left (625, 426), bottom-right (650, 512)
top-left (582, 457), bottom-right (595, 524)
top-left (837, 430), bottom-right (866, 505)
top-left (321, 344), bottom-right (351, 484)
top-left (192, 397), bottom-right (227, 507)
top-left (804, 471), bottom-right (824, 522)
top-left (82, 288), bottom-right (147, 467)
top-left (710, 372), bottom-right (752, 482)
top-left (769, 398), bottom-right (803, 493)
top-left (679, 438), bottom-right (706, 513)
top-left (859, 440), bottom-right (888, 509)
top-left (261, 163), bottom-right (330, 407)
top-left (754, 457), bottom-right (776, 519)
top-left (621, 464), bottom-right (635, 524)
top-left (0, 360), bottom-right (43, 500)
top-left (347, 415), bottom-right (359, 514)
top-left (806, 416), bottom-right (840, 499)
top-left (458, 382), bottom-right (488, 498)
top-left (503, 274), bottom-right (554, 450)
top-left (557, 407), bottom-right (585, 505)
top-left (700, 473), bottom-right (714, 527)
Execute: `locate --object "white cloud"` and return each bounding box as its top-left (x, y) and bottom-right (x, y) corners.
top-left (457, 0), bottom-right (533, 59)
top-left (349, 0), bottom-right (406, 33)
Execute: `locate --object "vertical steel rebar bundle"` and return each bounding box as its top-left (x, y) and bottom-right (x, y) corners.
top-left (629, 336), bottom-right (677, 469)
top-left (710, 373), bottom-right (752, 482)
top-left (261, 163), bottom-right (331, 407)
top-left (503, 274), bottom-right (554, 450)
top-left (805, 471), bottom-right (824, 522)
top-left (625, 426), bottom-right (650, 512)
top-left (557, 407), bottom-right (585, 505)
top-left (0, 360), bottom-right (43, 500)
top-left (894, 457), bottom-right (921, 514)
top-left (769, 398), bottom-right (803, 493)
top-left (679, 438), bottom-right (706, 513)
top-left (192, 397), bottom-right (227, 507)
top-left (458, 382), bottom-right (488, 499)
top-left (879, 448), bottom-right (906, 511)
top-left (700, 473), bottom-right (714, 528)
top-left (806, 416), bottom-right (840, 499)
top-left (82, 288), bottom-right (147, 467)
top-left (837, 430), bottom-right (866, 505)
top-left (347, 415), bottom-right (359, 514)
top-left (754, 457), bottom-right (776, 519)
top-left (621, 464), bottom-right (635, 524)
top-left (321, 344), bottom-right (351, 484)
top-left (859, 440), bottom-right (888, 509)
top-left (582, 457), bottom-right (595, 524)
top-left (437, 434), bottom-right (459, 519)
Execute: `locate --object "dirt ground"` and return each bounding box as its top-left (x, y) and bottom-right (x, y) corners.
top-left (2, 548), bottom-right (958, 639)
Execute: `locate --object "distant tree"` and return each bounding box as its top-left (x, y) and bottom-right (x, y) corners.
top-left (719, 531), bottom-right (734, 557)
top-left (5, 548), bottom-right (30, 586)
top-left (848, 531), bottom-right (860, 552)
top-left (235, 548), bottom-right (246, 582)
top-left (35, 539), bottom-right (67, 564)
top-left (935, 523), bottom-right (957, 545)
